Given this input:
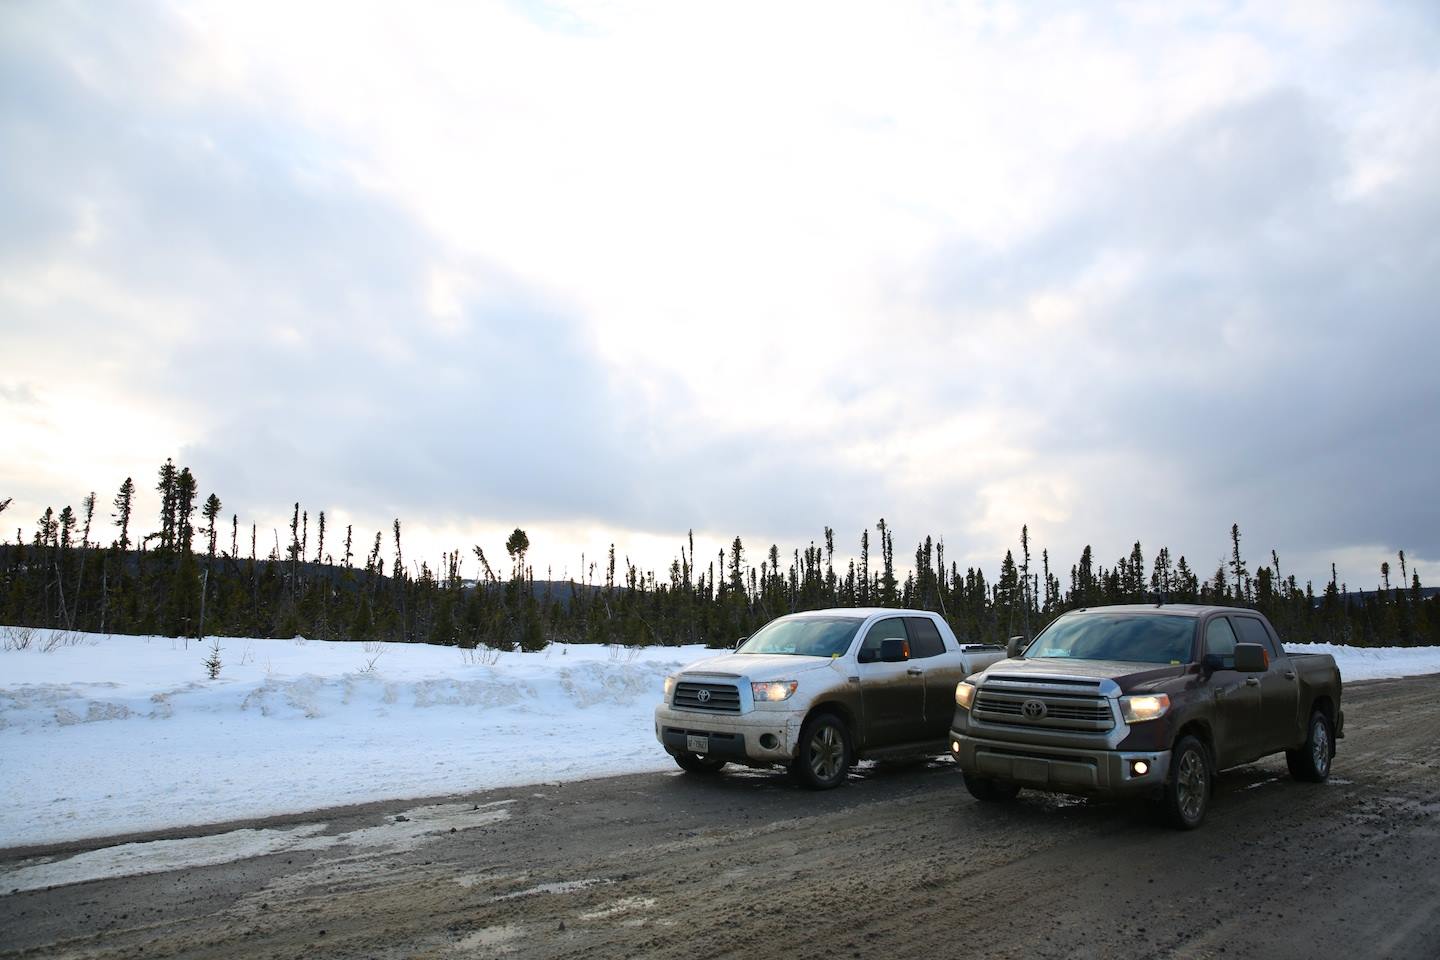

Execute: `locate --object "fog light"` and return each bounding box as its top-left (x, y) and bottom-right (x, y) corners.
top-left (759, 733), bottom-right (779, 750)
top-left (951, 741), bottom-right (961, 754)
top-left (1132, 759), bottom-right (1149, 776)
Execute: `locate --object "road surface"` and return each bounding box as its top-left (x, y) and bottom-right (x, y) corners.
top-left (3, 675), bottom-right (1438, 959)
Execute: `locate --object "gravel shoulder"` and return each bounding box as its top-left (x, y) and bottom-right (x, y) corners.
top-left (3, 675), bottom-right (1438, 959)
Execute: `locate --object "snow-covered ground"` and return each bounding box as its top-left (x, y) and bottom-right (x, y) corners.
top-left (1, 628), bottom-right (1438, 849)
top-left (0, 629), bottom-right (711, 848)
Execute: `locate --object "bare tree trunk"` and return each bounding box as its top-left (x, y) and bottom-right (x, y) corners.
top-left (53, 560), bottom-right (70, 631)
top-left (71, 549), bottom-right (87, 631)
top-left (198, 567), bottom-right (209, 640)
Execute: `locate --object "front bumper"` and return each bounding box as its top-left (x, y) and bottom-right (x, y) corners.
top-left (951, 730), bottom-right (1171, 795)
top-left (654, 704), bottom-right (801, 764)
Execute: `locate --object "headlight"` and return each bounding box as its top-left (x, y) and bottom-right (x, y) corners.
top-left (955, 681), bottom-right (976, 710)
top-left (751, 680), bottom-right (798, 702)
top-left (1119, 693), bottom-right (1170, 723)
top-left (663, 675), bottom-right (677, 699)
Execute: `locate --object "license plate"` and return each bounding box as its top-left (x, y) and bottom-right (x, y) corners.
top-left (686, 734), bottom-right (710, 754)
top-left (1012, 757), bottom-right (1049, 784)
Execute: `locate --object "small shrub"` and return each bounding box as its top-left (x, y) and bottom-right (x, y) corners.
top-left (2, 625), bottom-right (36, 651)
top-left (204, 637), bottom-right (223, 679)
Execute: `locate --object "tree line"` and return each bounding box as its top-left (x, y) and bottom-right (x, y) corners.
top-left (2, 461), bottom-right (1437, 650)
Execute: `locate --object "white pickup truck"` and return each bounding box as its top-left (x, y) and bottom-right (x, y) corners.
top-left (654, 608), bottom-right (1006, 788)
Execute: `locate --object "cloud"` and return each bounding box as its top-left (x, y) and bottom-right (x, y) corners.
top-left (2, 0), bottom-right (1438, 588)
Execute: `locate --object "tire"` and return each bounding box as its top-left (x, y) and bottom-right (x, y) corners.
top-left (671, 751), bottom-right (727, 775)
top-left (963, 773), bottom-right (1021, 803)
top-left (1285, 710), bottom-right (1333, 783)
top-left (1161, 735), bottom-right (1211, 830)
top-left (789, 712), bottom-right (852, 790)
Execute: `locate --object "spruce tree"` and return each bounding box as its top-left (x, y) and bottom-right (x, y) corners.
top-left (80, 493), bottom-right (95, 549)
top-left (155, 459), bottom-right (178, 551)
top-left (1229, 523), bottom-right (1248, 600)
top-left (201, 494), bottom-right (222, 558)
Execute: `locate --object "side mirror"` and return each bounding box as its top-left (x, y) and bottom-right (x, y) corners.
top-left (1006, 635), bottom-right (1027, 659)
top-left (1233, 643), bottom-right (1268, 673)
top-left (879, 637), bottom-right (907, 663)
top-left (734, 636), bottom-right (747, 650)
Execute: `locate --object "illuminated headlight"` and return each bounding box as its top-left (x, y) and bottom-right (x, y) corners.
top-left (663, 675), bottom-right (677, 699)
top-left (955, 681), bottom-right (977, 710)
top-left (1119, 693), bottom-right (1171, 723)
top-left (751, 680), bottom-right (798, 702)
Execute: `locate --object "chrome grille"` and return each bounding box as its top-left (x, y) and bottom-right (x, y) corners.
top-left (973, 682), bottom-right (1114, 731)
top-left (673, 681), bottom-right (741, 713)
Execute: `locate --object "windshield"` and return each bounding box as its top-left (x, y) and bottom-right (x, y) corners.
top-left (738, 617), bottom-right (862, 658)
top-left (1025, 613), bottom-right (1196, 665)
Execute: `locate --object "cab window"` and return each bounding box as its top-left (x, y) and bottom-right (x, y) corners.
top-left (904, 617), bottom-right (946, 659)
top-left (1233, 617), bottom-right (1279, 657)
top-left (860, 617), bottom-right (909, 660)
top-left (1204, 617), bottom-right (1239, 668)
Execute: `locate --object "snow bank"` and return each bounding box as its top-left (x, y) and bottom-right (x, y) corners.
top-left (1, 629), bottom-right (1437, 849)
top-left (0, 629), bottom-right (712, 848)
top-left (1283, 642), bottom-right (1440, 681)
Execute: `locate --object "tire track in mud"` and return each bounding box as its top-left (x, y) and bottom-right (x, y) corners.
top-left (3, 677), bottom-right (1438, 959)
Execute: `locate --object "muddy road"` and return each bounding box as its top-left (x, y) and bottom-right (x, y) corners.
top-left (3, 675), bottom-right (1438, 959)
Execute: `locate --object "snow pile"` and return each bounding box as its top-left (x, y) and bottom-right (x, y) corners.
top-left (0, 630), bottom-right (711, 848)
top-left (1, 629), bottom-right (1437, 849)
top-left (1284, 642), bottom-right (1440, 681)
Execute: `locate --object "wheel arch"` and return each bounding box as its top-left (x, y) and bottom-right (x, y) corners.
top-left (805, 699), bottom-right (858, 746)
top-left (1172, 718), bottom-right (1216, 768)
top-left (1308, 694), bottom-right (1336, 726)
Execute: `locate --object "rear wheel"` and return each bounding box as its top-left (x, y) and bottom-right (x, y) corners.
top-left (672, 751), bottom-right (727, 775)
top-left (1161, 735), bottom-right (1210, 830)
top-left (789, 713), bottom-right (851, 790)
top-left (1286, 710), bottom-right (1333, 783)
top-left (963, 774), bottom-right (1021, 803)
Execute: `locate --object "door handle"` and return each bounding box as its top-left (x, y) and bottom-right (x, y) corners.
top-left (906, 668), bottom-right (924, 676)
top-left (1245, 677), bottom-right (1259, 687)
top-left (1283, 671), bottom-right (1296, 680)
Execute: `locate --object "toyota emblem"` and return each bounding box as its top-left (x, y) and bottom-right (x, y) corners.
top-left (1021, 699), bottom-right (1047, 720)
top-left (696, 688), bottom-right (711, 703)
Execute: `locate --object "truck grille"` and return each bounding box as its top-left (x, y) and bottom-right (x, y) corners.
top-left (673, 681), bottom-right (742, 713)
top-left (973, 676), bottom-right (1114, 732)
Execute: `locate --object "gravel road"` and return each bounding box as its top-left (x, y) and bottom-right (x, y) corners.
top-left (3, 675), bottom-right (1438, 959)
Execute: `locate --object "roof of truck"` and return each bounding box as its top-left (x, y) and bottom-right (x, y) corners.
top-left (1059, 603), bottom-right (1264, 618)
top-left (782, 607), bottom-right (940, 619)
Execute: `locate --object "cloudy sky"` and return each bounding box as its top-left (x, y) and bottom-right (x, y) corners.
top-left (3, 0), bottom-right (1437, 591)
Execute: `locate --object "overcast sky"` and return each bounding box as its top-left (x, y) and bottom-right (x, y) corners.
top-left (3, 0), bottom-right (1438, 592)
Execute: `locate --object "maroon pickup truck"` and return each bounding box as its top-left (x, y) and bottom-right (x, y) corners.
top-left (949, 604), bottom-right (1343, 828)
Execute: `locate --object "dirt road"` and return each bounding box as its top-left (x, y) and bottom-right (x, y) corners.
top-left (3, 675), bottom-right (1438, 959)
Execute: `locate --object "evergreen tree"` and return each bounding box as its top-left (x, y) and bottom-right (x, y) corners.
top-left (155, 459), bottom-right (178, 551)
top-left (202, 494), bottom-right (222, 559)
top-left (1229, 523), bottom-right (1249, 600)
top-left (110, 477), bottom-right (134, 552)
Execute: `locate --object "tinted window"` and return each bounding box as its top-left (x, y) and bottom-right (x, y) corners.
top-left (905, 618), bottom-right (946, 659)
top-left (1233, 617), bottom-right (1278, 657)
top-left (861, 618), bottom-right (909, 659)
top-left (1205, 617), bottom-right (1239, 668)
top-left (1028, 613), bottom-right (1195, 664)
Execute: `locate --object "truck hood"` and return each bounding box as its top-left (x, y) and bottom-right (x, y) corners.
top-left (677, 653), bottom-right (837, 682)
top-left (981, 657), bottom-right (1188, 691)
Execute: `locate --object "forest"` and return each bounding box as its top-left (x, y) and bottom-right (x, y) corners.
top-left (3, 459), bottom-right (1437, 651)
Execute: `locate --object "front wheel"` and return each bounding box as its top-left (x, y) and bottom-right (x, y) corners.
top-left (672, 751), bottom-right (727, 775)
top-left (1161, 735), bottom-right (1211, 830)
top-left (963, 774), bottom-right (1020, 803)
top-left (1286, 710), bottom-right (1333, 783)
top-left (789, 713), bottom-right (851, 790)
